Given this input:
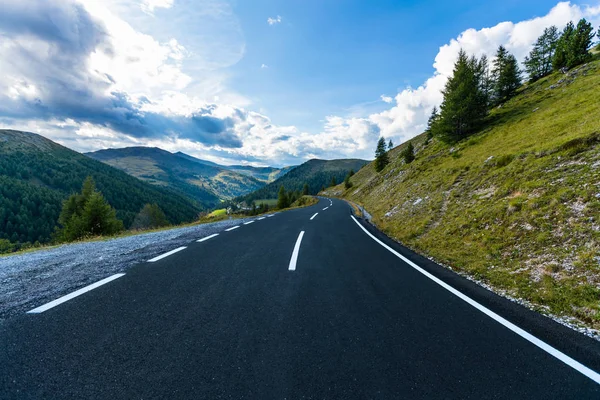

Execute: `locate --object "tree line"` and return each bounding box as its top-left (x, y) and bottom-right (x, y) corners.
top-left (372, 18), bottom-right (599, 171)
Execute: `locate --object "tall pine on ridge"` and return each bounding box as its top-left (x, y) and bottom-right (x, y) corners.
top-left (374, 137), bottom-right (390, 172)
top-left (491, 45), bottom-right (521, 105)
top-left (435, 50), bottom-right (487, 143)
top-left (524, 26), bottom-right (559, 82)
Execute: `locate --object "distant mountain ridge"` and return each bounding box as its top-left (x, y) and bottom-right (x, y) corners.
top-left (86, 147), bottom-right (288, 201)
top-left (241, 158), bottom-right (368, 202)
top-left (0, 130), bottom-right (201, 246)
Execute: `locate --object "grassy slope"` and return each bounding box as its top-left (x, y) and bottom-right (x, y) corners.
top-left (328, 61), bottom-right (600, 330)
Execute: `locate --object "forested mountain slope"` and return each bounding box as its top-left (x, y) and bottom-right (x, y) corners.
top-left (326, 60), bottom-right (600, 330)
top-left (87, 147), bottom-right (263, 200)
top-left (0, 130), bottom-right (201, 246)
top-left (242, 158), bottom-right (368, 202)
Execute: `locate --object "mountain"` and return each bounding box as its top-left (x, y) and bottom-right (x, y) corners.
top-left (0, 130), bottom-right (202, 246)
top-left (326, 60), bottom-right (600, 330)
top-left (241, 158), bottom-right (368, 202)
top-left (87, 147), bottom-right (264, 201)
top-left (174, 151), bottom-right (294, 183)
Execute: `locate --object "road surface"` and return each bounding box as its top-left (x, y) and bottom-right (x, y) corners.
top-left (1, 197), bottom-right (600, 399)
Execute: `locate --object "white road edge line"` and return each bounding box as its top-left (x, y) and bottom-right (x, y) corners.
top-left (323, 207), bottom-right (329, 211)
top-left (147, 246), bottom-right (187, 262)
top-left (349, 215), bottom-right (600, 384)
top-left (244, 221), bottom-right (255, 225)
top-left (310, 213), bottom-right (318, 221)
top-left (288, 231), bottom-right (305, 271)
top-left (27, 274), bottom-right (126, 314)
top-left (225, 225), bottom-right (240, 232)
top-left (197, 233), bottom-right (219, 243)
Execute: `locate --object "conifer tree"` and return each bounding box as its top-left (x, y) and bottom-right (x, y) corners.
top-left (330, 176), bottom-right (337, 187)
top-left (388, 139), bottom-right (394, 149)
top-left (569, 18), bottom-right (595, 68)
top-left (277, 185), bottom-right (289, 209)
top-left (302, 183), bottom-right (309, 196)
top-left (374, 137), bottom-right (389, 172)
top-left (492, 46), bottom-right (521, 104)
top-left (553, 22), bottom-right (575, 70)
top-left (131, 204), bottom-right (169, 230)
top-left (524, 26), bottom-right (559, 81)
top-left (402, 142), bottom-right (415, 164)
top-left (435, 50), bottom-right (487, 143)
top-left (344, 173), bottom-right (353, 189)
top-left (349, 169), bottom-right (355, 177)
top-left (426, 106), bottom-right (439, 141)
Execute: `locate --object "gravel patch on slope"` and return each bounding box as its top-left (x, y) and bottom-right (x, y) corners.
top-left (0, 217), bottom-right (251, 321)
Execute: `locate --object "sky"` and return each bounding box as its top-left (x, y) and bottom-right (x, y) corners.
top-left (0, 0), bottom-right (599, 166)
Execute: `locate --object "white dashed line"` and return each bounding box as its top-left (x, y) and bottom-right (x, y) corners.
top-left (225, 225), bottom-right (240, 231)
top-left (267, 214), bottom-right (275, 218)
top-left (148, 246), bottom-right (187, 262)
top-left (310, 213), bottom-right (318, 220)
top-left (322, 207), bottom-right (329, 211)
top-left (288, 231), bottom-right (305, 271)
top-left (27, 274), bottom-right (126, 314)
top-left (244, 221), bottom-right (255, 225)
top-left (197, 233), bottom-right (219, 242)
top-left (258, 217), bottom-right (266, 220)
top-left (350, 215), bottom-right (600, 385)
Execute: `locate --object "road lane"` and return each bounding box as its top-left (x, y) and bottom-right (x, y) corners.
top-left (1, 197), bottom-right (599, 399)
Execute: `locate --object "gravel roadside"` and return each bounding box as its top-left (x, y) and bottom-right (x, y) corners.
top-left (0, 217), bottom-right (252, 322)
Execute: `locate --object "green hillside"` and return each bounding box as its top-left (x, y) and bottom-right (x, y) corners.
top-left (242, 158), bottom-right (368, 202)
top-left (0, 130), bottom-right (201, 246)
top-left (326, 60), bottom-right (600, 330)
top-left (175, 151), bottom-right (294, 183)
top-left (87, 147), bottom-right (264, 200)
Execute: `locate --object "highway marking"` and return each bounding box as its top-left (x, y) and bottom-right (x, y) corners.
top-left (310, 213), bottom-right (318, 220)
top-left (244, 221), bottom-right (255, 225)
top-left (288, 231), bottom-right (305, 271)
top-left (225, 225), bottom-right (240, 231)
top-left (350, 215), bottom-right (600, 385)
top-left (197, 233), bottom-right (219, 243)
top-left (267, 214), bottom-right (275, 218)
top-left (258, 217), bottom-right (266, 220)
top-left (322, 207), bottom-right (329, 211)
top-left (27, 274), bottom-right (126, 314)
top-left (148, 246), bottom-right (187, 262)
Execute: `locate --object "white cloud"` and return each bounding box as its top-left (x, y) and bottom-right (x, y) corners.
top-left (141, 0), bottom-right (174, 15)
top-left (267, 15), bottom-right (282, 25)
top-left (261, 63), bottom-right (269, 69)
top-left (380, 95), bottom-right (393, 103)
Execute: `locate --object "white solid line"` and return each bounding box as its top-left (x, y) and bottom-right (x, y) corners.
top-left (27, 274), bottom-right (126, 314)
top-left (323, 207), bottom-right (329, 211)
top-left (310, 213), bottom-right (318, 220)
top-left (258, 217), bottom-right (266, 220)
top-left (197, 233), bottom-right (219, 242)
top-left (225, 225), bottom-right (240, 231)
top-left (349, 215), bottom-right (600, 384)
top-left (288, 231), bottom-right (305, 271)
top-left (244, 221), bottom-right (255, 225)
top-left (147, 246), bottom-right (187, 262)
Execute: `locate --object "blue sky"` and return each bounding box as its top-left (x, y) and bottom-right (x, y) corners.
top-left (0, 0), bottom-right (598, 166)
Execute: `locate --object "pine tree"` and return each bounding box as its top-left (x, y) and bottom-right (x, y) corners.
top-left (56, 176), bottom-right (123, 241)
top-left (568, 18), bottom-right (595, 68)
top-left (344, 173), bottom-right (353, 189)
top-left (524, 26), bottom-right (559, 81)
top-left (131, 204), bottom-right (169, 230)
top-left (349, 169), bottom-right (355, 177)
top-left (492, 46), bottom-right (521, 104)
top-left (277, 186), bottom-right (289, 209)
top-left (374, 137), bottom-right (389, 172)
top-left (402, 142), bottom-right (415, 164)
top-left (330, 176), bottom-right (337, 187)
top-left (553, 22), bottom-right (575, 70)
top-left (388, 139), bottom-right (394, 149)
top-left (476, 55), bottom-right (492, 108)
top-left (302, 183), bottom-right (309, 196)
top-left (426, 106), bottom-right (439, 141)
top-left (435, 50), bottom-right (487, 143)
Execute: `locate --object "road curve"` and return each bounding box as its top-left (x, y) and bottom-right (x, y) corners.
top-left (1, 197), bottom-right (599, 399)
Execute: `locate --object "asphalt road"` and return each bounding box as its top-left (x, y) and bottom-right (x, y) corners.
top-left (2, 197), bottom-right (600, 399)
